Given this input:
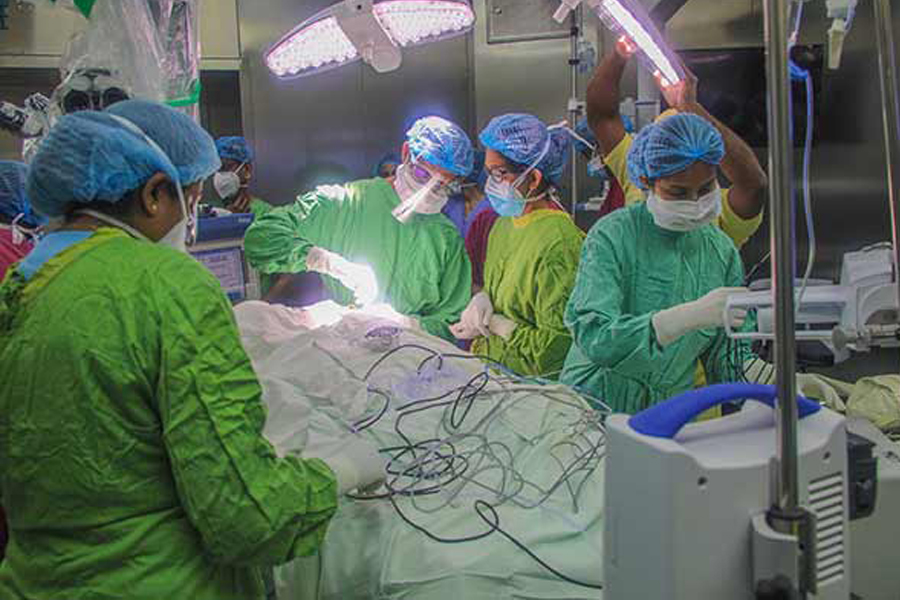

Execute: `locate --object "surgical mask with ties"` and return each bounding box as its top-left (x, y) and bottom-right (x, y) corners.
top-left (213, 163), bottom-right (246, 200)
top-left (646, 186), bottom-right (723, 232)
top-left (484, 152), bottom-right (550, 218)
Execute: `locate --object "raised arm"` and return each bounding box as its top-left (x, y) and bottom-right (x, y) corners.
top-left (659, 70), bottom-right (767, 220)
top-left (586, 39), bottom-right (633, 155)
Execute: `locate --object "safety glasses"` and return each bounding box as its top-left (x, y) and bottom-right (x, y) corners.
top-left (409, 157), bottom-right (463, 194)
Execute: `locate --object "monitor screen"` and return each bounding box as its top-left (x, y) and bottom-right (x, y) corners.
top-left (192, 247), bottom-right (247, 302)
top-left (678, 45), bottom-right (824, 148)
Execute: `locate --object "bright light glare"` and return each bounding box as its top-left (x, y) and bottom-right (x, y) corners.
top-left (303, 301), bottom-right (349, 329)
top-left (266, 16), bottom-right (359, 78)
top-left (600, 0), bottom-right (681, 85)
top-left (374, 0), bottom-right (475, 47)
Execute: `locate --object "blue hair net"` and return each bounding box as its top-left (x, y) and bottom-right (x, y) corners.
top-left (465, 150), bottom-right (486, 185)
top-left (373, 152), bottom-right (401, 177)
top-left (406, 116), bottom-right (474, 177)
top-left (574, 117), bottom-right (596, 155)
top-left (574, 115), bottom-right (635, 155)
top-left (479, 114), bottom-right (571, 185)
top-left (28, 101), bottom-right (220, 217)
top-left (107, 100), bottom-right (220, 186)
top-left (0, 161), bottom-right (46, 228)
top-left (626, 112), bottom-right (724, 190)
top-left (216, 136), bottom-right (255, 164)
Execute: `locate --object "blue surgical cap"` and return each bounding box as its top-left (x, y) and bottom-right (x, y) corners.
top-left (108, 100), bottom-right (221, 186)
top-left (216, 136), bottom-right (255, 164)
top-left (28, 100), bottom-right (220, 217)
top-left (574, 117), bottom-right (596, 155)
top-left (574, 115), bottom-right (635, 155)
top-left (626, 112), bottom-right (724, 190)
top-left (479, 113), bottom-right (571, 185)
top-left (0, 161), bottom-right (46, 229)
top-left (465, 150), bottom-right (486, 185)
top-left (406, 116), bottom-right (474, 177)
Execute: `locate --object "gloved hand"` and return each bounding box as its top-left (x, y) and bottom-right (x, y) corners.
top-left (458, 292), bottom-right (494, 337)
top-left (488, 314), bottom-right (517, 341)
top-left (450, 321), bottom-right (480, 341)
top-left (652, 287), bottom-right (748, 347)
top-left (309, 438), bottom-right (386, 495)
top-left (306, 246), bottom-right (379, 306)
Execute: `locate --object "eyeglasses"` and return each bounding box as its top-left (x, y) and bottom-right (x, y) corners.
top-left (485, 166), bottom-right (519, 183)
top-left (409, 159), bottom-right (463, 194)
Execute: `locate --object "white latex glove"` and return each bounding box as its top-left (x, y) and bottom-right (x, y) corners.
top-left (450, 321), bottom-right (481, 341)
top-left (652, 287), bottom-right (748, 347)
top-left (306, 246), bottom-right (379, 306)
top-left (459, 292), bottom-right (494, 337)
top-left (309, 438), bottom-right (386, 495)
top-left (488, 314), bottom-right (518, 341)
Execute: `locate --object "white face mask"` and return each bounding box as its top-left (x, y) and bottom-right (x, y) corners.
top-left (157, 194), bottom-right (196, 252)
top-left (213, 163), bottom-right (246, 200)
top-left (647, 187), bottom-right (723, 232)
top-left (391, 162), bottom-right (450, 223)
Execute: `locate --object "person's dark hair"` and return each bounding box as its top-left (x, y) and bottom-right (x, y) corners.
top-left (66, 180), bottom-right (178, 221)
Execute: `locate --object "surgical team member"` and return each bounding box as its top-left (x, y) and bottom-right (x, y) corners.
top-left (0, 100), bottom-right (382, 599)
top-left (245, 116), bottom-right (474, 341)
top-left (573, 116), bottom-right (626, 219)
top-left (0, 161), bottom-right (45, 281)
top-left (561, 113), bottom-right (750, 413)
top-left (452, 114), bottom-right (584, 378)
top-left (213, 136), bottom-right (272, 217)
top-left (587, 38), bottom-right (767, 248)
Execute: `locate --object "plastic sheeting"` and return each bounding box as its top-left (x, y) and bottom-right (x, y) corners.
top-left (233, 302), bottom-right (606, 600)
top-left (16, 0), bottom-right (201, 162)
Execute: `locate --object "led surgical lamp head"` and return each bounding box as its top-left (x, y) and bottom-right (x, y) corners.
top-left (554, 0), bottom-right (683, 86)
top-left (266, 0), bottom-right (475, 79)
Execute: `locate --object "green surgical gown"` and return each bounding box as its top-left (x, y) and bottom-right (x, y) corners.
top-left (561, 202), bottom-right (749, 414)
top-left (244, 178), bottom-right (471, 341)
top-left (471, 209), bottom-right (584, 378)
top-left (0, 228), bottom-right (338, 600)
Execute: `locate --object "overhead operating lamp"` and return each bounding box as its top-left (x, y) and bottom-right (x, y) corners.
top-left (554, 0), bottom-right (684, 87)
top-left (266, 0), bottom-right (475, 79)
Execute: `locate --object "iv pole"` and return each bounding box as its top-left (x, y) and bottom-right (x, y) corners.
top-left (568, 6), bottom-right (583, 215)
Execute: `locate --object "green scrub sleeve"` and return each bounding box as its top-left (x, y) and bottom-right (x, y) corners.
top-left (244, 190), bottom-right (335, 275)
top-left (416, 237), bottom-right (472, 341)
top-left (488, 257), bottom-right (576, 377)
top-left (156, 263), bottom-right (338, 565)
top-left (564, 228), bottom-right (667, 377)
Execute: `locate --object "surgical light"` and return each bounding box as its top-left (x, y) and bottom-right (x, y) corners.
top-left (266, 0), bottom-right (475, 79)
top-left (554, 0), bottom-right (683, 87)
top-left (594, 0), bottom-right (683, 86)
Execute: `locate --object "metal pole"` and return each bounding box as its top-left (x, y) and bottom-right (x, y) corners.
top-left (763, 0), bottom-right (800, 515)
top-left (873, 0), bottom-right (900, 314)
top-left (568, 7), bottom-right (581, 215)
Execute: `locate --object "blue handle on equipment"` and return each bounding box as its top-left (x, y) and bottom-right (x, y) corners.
top-left (628, 383), bottom-right (821, 439)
